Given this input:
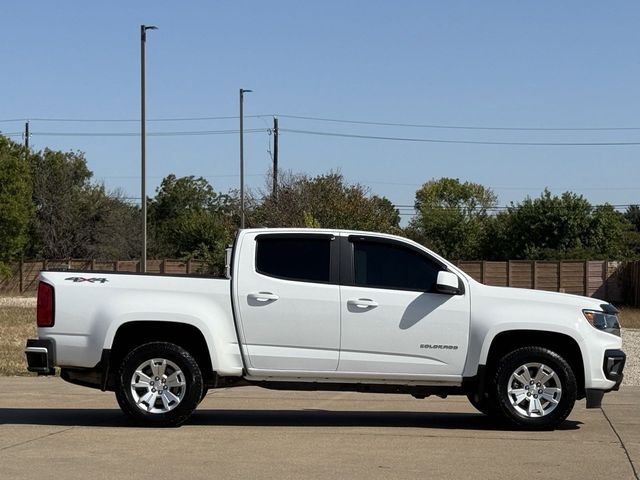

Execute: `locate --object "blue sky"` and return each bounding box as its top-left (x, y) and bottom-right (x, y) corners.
top-left (2, 1), bottom-right (639, 220)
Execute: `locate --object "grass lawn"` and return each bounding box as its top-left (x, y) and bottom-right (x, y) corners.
top-left (0, 306), bottom-right (36, 376)
top-left (0, 304), bottom-right (638, 376)
top-left (619, 307), bottom-right (640, 329)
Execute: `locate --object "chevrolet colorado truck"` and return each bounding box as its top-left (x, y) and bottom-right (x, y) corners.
top-left (25, 228), bottom-right (626, 428)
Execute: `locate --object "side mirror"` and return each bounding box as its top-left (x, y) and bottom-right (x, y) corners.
top-left (436, 271), bottom-right (461, 295)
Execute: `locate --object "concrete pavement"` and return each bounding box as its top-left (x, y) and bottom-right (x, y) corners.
top-left (0, 377), bottom-right (637, 479)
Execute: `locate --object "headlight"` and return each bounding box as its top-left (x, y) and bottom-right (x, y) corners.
top-left (583, 310), bottom-right (621, 337)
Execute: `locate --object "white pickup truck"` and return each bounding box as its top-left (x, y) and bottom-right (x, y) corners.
top-left (25, 228), bottom-right (625, 429)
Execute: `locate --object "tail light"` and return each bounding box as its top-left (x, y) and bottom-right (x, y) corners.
top-left (37, 282), bottom-right (55, 327)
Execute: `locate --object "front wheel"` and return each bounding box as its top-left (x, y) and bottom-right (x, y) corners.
top-left (492, 346), bottom-right (577, 430)
top-left (115, 342), bottom-right (203, 427)
top-left (467, 392), bottom-right (491, 416)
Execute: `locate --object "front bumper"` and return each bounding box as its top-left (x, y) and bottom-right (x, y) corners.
top-left (585, 349), bottom-right (626, 408)
top-left (603, 349), bottom-right (625, 389)
top-left (25, 339), bottom-right (55, 375)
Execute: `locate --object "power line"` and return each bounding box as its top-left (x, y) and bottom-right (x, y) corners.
top-left (281, 128), bottom-right (640, 146)
top-left (0, 115), bottom-right (268, 123)
top-left (95, 173), bottom-right (263, 179)
top-left (25, 128), bottom-right (267, 137)
top-left (392, 203), bottom-right (636, 210)
top-left (363, 180), bottom-right (640, 191)
top-left (4, 113), bottom-right (640, 131)
top-left (16, 125), bottom-right (639, 144)
top-left (276, 114), bottom-right (640, 131)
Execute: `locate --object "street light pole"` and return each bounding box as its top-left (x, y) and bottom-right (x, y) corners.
top-left (239, 88), bottom-right (252, 229)
top-left (141, 24), bottom-right (157, 273)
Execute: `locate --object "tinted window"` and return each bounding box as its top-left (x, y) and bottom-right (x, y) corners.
top-left (256, 236), bottom-right (331, 283)
top-left (353, 241), bottom-right (440, 291)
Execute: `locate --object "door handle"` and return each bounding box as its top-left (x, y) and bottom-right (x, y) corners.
top-left (248, 292), bottom-right (280, 302)
top-left (347, 298), bottom-right (378, 309)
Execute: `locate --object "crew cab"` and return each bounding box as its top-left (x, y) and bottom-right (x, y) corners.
top-left (25, 228), bottom-right (626, 428)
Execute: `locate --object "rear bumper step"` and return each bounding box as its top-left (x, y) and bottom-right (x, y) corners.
top-left (25, 339), bottom-right (55, 375)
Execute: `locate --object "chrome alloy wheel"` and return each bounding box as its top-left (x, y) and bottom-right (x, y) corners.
top-left (130, 358), bottom-right (186, 413)
top-left (507, 362), bottom-right (562, 418)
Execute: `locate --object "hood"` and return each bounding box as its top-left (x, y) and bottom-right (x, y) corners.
top-left (471, 280), bottom-right (611, 312)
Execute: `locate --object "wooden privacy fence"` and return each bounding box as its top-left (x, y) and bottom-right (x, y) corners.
top-left (454, 260), bottom-right (624, 303)
top-left (622, 260), bottom-right (640, 307)
top-left (1, 258), bottom-right (639, 306)
top-left (0, 259), bottom-right (210, 295)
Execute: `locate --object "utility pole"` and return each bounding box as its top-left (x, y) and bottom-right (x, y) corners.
top-left (140, 24), bottom-right (158, 273)
top-left (24, 122), bottom-right (29, 161)
top-left (272, 117), bottom-right (278, 200)
top-left (239, 88), bottom-right (252, 229)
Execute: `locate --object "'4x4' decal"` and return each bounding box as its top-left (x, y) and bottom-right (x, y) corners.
top-left (64, 277), bottom-right (109, 284)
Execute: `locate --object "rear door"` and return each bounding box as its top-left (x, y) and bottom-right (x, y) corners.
top-left (234, 231), bottom-right (341, 373)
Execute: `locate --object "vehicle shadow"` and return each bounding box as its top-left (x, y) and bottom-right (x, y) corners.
top-left (0, 408), bottom-right (582, 431)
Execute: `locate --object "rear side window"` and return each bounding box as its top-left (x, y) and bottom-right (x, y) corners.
top-left (353, 241), bottom-right (441, 291)
top-left (256, 236), bottom-right (331, 283)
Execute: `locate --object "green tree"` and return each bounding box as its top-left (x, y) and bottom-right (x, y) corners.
top-left (625, 205), bottom-right (640, 231)
top-left (148, 175), bottom-right (233, 272)
top-left (254, 171), bottom-right (401, 233)
top-left (406, 178), bottom-right (497, 259)
top-left (0, 136), bottom-right (33, 271)
top-left (27, 147), bottom-right (140, 260)
top-left (621, 205), bottom-right (640, 257)
top-left (488, 190), bottom-right (631, 260)
top-left (80, 186), bottom-right (142, 260)
top-left (28, 148), bottom-right (93, 258)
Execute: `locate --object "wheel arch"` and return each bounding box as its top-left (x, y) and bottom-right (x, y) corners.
top-left (107, 320), bottom-right (215, 389)
top-left (482, 329), bottom-right (585, 399)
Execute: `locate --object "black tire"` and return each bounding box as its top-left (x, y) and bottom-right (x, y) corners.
top-left (200, 387), bottom-right (209, 403)
top-left (492, 346), bottom-right (577, 430)
top-left (466, 392), bottom-right (491, 416)
top-left (115, 342), bottom-right (203, 427)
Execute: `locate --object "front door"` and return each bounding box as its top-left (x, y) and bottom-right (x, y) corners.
top-left (338, 236), bottom-right (470, 378)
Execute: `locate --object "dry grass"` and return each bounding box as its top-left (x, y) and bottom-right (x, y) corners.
top-left (0, 306), bottom-right (36, 376)
top-left (619, 307), bottom-right (640, 329)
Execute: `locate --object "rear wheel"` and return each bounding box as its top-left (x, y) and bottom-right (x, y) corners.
top-left (115, 342), bottom-right (203, 427)
top-left (492, 347), bottom-right (576, 430)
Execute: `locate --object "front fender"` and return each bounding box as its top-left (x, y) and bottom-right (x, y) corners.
top-left (476, 322), bottom-right (588, 368)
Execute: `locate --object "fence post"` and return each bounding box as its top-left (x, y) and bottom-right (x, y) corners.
top-left (603, 261), bottom-right (608, 301)
top-left (633, 262), bottom-right (640, 307)
top-left (481, 261), bottom-right (486, 284)
top-left (187, 259), bottom-right (192, 274)
top-left (19, 259), bottom-right (24, 294)
top-left (558, 261), bottom-right (562, 293)
top-left (532, 261), bottom-right (537, 290)
top-left (507, 260), bottom-right (511, 287)
top-left (584, 261), bottom-right (589, 297)
top-left (636, 262), bottom-right (640, 306)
